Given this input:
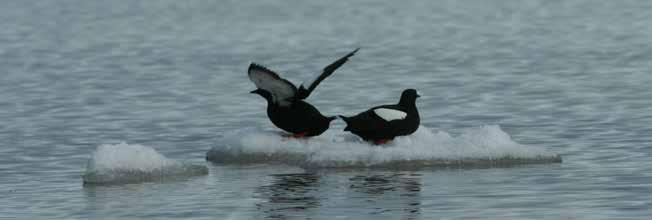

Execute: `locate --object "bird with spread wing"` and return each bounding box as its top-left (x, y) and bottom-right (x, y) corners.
top-left (248, 48), bottom-right (359, 137)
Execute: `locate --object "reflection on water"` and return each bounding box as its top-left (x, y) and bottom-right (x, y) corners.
top-left (349, 172), bottom-right (421, 219)
top-left (254, 171), bottom-right (422, 219)
top-left (255, 173), bottom-right (321, 219)
top-left (80, 182), bottom-right (160, 219)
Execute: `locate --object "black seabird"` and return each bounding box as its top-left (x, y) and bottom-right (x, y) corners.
top-left (340, 89), bottom-right (421, 144)
top-left (248, 48), bottom-right (359, 137)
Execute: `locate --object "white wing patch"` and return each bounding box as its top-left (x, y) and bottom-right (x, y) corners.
top-left (373, 108), bottom-right (407, 121)
top-left (248, 65), bottom-right (297, 106)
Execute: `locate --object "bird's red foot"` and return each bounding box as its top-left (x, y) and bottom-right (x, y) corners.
top-left (373, 139), bottom-right (391, 145)
top-left (291, 132), bottom-right (308, 138)
top-left (281, 132), bottom-right (309, 139)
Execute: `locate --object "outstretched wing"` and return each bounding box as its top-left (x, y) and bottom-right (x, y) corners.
top-left (248, 63), bottom-right (297, 106)
top-left (296, 48), bottom-right (359, 100)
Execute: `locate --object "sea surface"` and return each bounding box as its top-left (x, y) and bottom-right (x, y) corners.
top-left (2, 0), bottom-right (652, 219)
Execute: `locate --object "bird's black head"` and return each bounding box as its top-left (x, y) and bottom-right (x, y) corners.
top-left (398, 88), bottom-right (420, 106)
top-left (250, 88), bottom-right (274, 102)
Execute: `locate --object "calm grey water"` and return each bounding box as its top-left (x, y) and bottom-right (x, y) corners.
top-left (2, 0), bottom-right (652, 219)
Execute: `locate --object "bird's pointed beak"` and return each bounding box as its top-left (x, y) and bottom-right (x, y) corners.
top-left (250, 89), bottom-right (260, 94)
top-left (417, 92), bottom-right (422, 98)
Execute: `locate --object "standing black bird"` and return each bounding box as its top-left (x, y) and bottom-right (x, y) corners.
top-left (340, 89), bottom-right (421, 144)
top-left (248, 48), bottom-right (359, 137)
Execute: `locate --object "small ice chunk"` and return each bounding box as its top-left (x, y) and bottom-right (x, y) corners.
top-left (83, 143), bottom-right (207, 185)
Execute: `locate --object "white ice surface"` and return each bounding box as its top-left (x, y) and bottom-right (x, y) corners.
top-left (83, 143), bottom-right (207, 184)
top-left (206, 125), bottom-right (561, 168)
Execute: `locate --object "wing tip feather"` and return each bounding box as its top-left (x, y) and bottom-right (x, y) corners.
top-left (248, 63), bottom-right (280, 79)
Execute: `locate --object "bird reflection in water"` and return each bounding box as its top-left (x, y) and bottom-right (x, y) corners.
top-left (349, 172), bottom-right (422, 219)
top-left (255, 173), bottom-right (320, 219)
